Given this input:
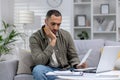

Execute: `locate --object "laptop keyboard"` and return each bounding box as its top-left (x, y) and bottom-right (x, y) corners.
top-left (74, 67), bottom-right (97, 72)
top-left (84, 69), bottom-right (97, 73)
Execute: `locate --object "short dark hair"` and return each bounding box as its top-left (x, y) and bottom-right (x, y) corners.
top-left (46, 9), bottom-right (62, 18)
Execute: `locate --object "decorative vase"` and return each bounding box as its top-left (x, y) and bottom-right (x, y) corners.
top-left (98, 24), bottom-right (103, 31)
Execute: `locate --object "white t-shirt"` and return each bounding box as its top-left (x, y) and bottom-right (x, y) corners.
top-left (48, 38), bottom-right (59, 67)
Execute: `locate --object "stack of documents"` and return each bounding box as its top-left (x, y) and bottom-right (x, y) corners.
top-left (46, 70), bottom-right (83, 76)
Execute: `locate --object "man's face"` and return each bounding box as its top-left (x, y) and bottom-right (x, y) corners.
top-left (45, 15), bottom-right (62, 35)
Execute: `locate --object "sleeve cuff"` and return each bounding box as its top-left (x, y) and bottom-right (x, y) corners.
top-left (73, 64), bottom-right (78, 69)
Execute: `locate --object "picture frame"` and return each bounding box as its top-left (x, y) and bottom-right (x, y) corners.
top-left (100, 4), bottom-right (109, 14)
top-left (76, 15), bottom-right (86, 26)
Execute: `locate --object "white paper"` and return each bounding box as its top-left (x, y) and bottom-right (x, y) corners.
top-left (46, 70), bottom-right (83, 76)
top-left (79, 49), bottom-right (92, 65)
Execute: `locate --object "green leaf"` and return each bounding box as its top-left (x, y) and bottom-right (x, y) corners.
top-left (77, 31), bottom-right (89, 40)
top-left (0, 20), bottom-right (20, 54)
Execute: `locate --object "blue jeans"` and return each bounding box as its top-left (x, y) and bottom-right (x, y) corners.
top-left (32, 65), bottom-right (73, 80)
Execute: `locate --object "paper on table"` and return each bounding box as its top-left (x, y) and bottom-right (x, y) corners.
top-left (46, 70), bottom-right (83, 76)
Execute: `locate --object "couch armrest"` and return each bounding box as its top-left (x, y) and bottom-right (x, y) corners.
top-left (0, 59), bottom-right (18, 80)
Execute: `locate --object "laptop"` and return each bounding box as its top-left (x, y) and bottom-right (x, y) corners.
top-left (74, 46), bottom-right (120, 73)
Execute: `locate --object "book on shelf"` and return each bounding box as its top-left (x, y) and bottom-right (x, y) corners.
top-left (112, 23), bottom-right (116, 31)
top-left (106, 20), bottom-right (115, 31)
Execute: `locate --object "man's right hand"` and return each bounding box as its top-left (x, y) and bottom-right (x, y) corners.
top-left (76, 62), bottom-right (88, 69)
top-left (44, 25), bottom-right (57, 47)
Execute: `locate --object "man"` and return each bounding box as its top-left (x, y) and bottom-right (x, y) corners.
top-left (29, 9), bottom-right (86, 80)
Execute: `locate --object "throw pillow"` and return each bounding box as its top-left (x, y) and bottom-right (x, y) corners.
top-left (115, 58), bottom-right (120, 70)
top-left (0, 54), bottom-right (18, 61)
top-left (105, 40), bottom-right (120, 46)
top-left (17, 49), bottom-right (34, 74)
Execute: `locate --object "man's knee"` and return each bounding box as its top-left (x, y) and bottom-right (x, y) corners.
top-left (32, 65), bottom-right (57, 80)
top-left (33, 65), bottom-right (53, 74)
top-left (32, 65), bottom-right (49, 80)
top-left (33, 65), bottom-right (47, 73)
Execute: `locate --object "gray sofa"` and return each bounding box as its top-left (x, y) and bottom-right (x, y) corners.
top-left (0, 39), bottom-right (120, 80)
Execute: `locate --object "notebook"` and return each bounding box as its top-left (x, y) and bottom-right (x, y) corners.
top-left (74, 46), bottom-right (120, 73)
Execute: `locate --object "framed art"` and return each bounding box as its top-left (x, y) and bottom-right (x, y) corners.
top-left (100, 4), bottom-right (109, 14)
top-left (77, 15), bottom-right (86, 26)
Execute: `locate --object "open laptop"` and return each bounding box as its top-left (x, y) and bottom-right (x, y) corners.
top-left (74, 46), bottom-right (120, 73)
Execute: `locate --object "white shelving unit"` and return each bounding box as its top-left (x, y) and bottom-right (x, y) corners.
top-left (73, 0), bottom-right (91, 40)
top-left (118, 0), bottom-right (120, 41)
top-left (93, 0), bottom-right (117, 41)
top-left (73, 0), bottom-right (120, 41)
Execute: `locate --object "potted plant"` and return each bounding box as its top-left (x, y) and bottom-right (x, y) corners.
top-left (0, 21), bottom-right (20, 56)
top-left (77, 31), bottom-right (89, 40)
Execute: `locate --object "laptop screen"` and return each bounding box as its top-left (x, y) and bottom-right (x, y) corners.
top-left (96, 46), bottom-right (120, 73)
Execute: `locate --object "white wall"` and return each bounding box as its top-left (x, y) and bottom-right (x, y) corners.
top-left (14, 0), bottom-right (73, 49)
top-left (1, 0), bottom-right (14, 24)
top-left (0, 0), bottom-right (73, 32)
top-left (14, 0), bottom-right (73, 33)
top-left (0, 0), bottom-right (1, 28)
top-left (0, 0), bottom-right (73, 49)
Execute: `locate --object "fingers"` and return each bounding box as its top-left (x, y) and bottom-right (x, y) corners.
top-left (43, 26), bottom-right (56, 40)
top-left (76, 62), bottom-right (88, 69)
top-left (44, 26), bottom-right (51, 35)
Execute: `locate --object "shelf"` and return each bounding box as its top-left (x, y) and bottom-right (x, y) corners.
top-left (93, 14), bottom-right (116, 17)
top-left (74, 2), bottom-right (91, 5)
top-left (93, 31), bottom-right (116, 34)
top-left (74, 26), bottom-right (91, 29)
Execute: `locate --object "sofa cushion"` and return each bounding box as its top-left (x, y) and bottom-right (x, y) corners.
top-left (105, 40), bottom-right (120, 46)
top-left (74, 39), bottom-right (104, 67)
top-left (0, 60), bottom-right (18, 80)
top-left (14, 74), bottom-right (33, 80)
top-left (17, 49), bottom-right (34, 74)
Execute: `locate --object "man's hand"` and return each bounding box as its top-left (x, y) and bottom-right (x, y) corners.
top-left (44, 25), bottom-right (57, 47)
top-left (44, 25), bottom-right (56, 40)
top-left (76, 62), bottom-right (87, 69)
